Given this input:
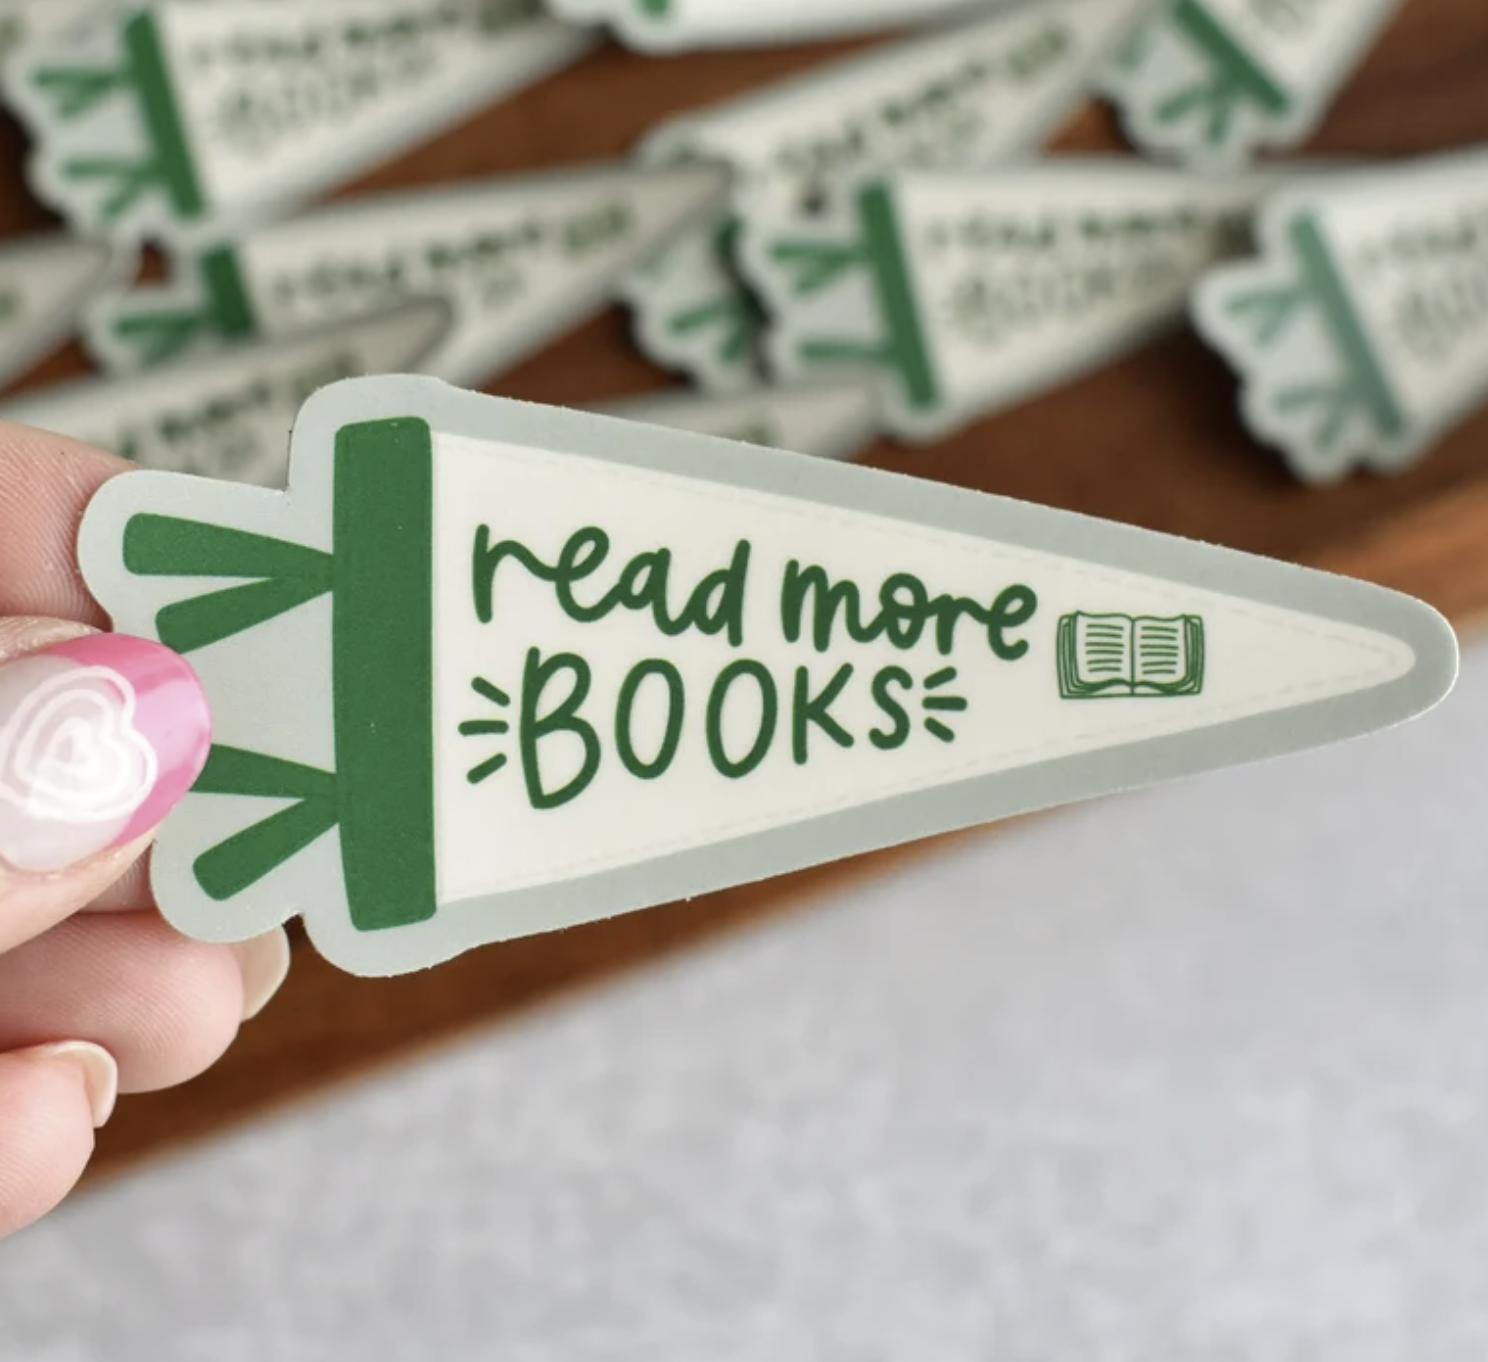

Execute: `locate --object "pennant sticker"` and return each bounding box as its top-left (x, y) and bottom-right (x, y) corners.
top-left (1193, 149), bottom-right (1488, 482)
top-left (0, 0), bottom-right (115, 62)
top-left (743, 161), bottom-right (1284, 442)
top-left (5, 0), bottom-right (598, 242)
top-left (596, 380), bottom-right (881, 462)
top-left (78, 375), bottom-right (1455, 976)
top-left (1, 300), bottom-right (449, 486)
top-left (1100, 0), bottom-right (1404, 167)
top-left (83, 162), bottom-right (731, 386)
top-left (550, 0), bottom-right (996, 52)
top-left (625, 0), bottom-right (1156, 392)
top-left (0, 233), bottom-right (134, 392)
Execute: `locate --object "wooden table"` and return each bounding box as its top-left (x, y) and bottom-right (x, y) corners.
top-left (3, 1), bottom-right (1482, 1180)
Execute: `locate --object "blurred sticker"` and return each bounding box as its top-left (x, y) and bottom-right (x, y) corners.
top-left (0, 233), bottom-right (134, 391)
top-left (5, 0), bottom-right (597, 242)
top-left (742, 160), bottom-right (1285, 442)
top-left (1, 299), bottom-right (450, 484)
top-left (551, 0), bottom-right (994, 51)
top-left (624, 0), bottom-right (1157, 392)
top-left (1101, 0), bottom-right (1404, 167)
top-left (596, 379), bottom-right (882, 461)
top-left (1194, 148), bottom-right (1488, 482)
top-left (84, 162), bottom-right (731, 387)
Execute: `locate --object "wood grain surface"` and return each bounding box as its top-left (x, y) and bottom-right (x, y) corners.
top-left (1, 0), bottom-right (1477, 1180)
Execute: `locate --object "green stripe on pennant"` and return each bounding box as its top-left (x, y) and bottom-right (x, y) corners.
top-left (124, 10), bottom-right (206, 220)
top-left (858, 183), bottom-right (939, 412)
top-left (1170, 0), bottom-right (1289, 118)
top-left (1289, 214), bottom-right (1407, 442)
top-left (333, 418), bottom-right (439, 933)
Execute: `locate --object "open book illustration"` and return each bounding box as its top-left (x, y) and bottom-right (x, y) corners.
top-left (1058, 613), bottom-right (1205, 699)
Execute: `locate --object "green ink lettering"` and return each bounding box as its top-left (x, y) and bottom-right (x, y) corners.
top-left (792, 664), bottom-right (856, 765)
top-left (869, 667), bottom-right (913, 751)
top-left (615, 658), bottom-right (685, 781)
top-left (987, 584), bottom-right (1039, 660)
top-left (520, 648), bottom-right (600, 812)
top-left (706, 659), bottom-right (777, 780)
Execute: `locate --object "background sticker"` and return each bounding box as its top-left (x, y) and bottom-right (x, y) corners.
top-left (595, 380), bottom-right (882, 461)
top-left (549, 0), bottom-right (994, 52)
top-left (77, 376), bottom-right (1455, 976)
top-left (83, 162), bottom-right (731, 385)
top-left (624, 0), bottom-right (1157, 392)
top-left (1193, 147), bottom-right (1488, 482)
top-left (743, 160), bottom-right (1286, 443)
top-left (5, 0), bottom-right (598, 242)
top-left (1101, 0), bottom-right (1405, 167)
top-left (0, 233), bottom-right (134, 392)
top-left (0, 300), bottom-right (450, 484)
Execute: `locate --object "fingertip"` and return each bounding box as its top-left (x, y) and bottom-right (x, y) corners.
top-left (0, 1045), bottom-right (105, 1239)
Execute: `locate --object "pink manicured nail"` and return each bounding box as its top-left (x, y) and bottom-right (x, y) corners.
top-left (0, 634), bottom-right (211, 873)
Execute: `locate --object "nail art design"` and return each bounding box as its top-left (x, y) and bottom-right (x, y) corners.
top-left (0, 635), bottom-right (211, 873)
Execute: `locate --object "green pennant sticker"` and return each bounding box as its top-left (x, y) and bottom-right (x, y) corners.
top-left (78, 375), bottom-right (1455, 976)
top-left (742, 160), bottom-right (1285, 443)
top-left (624, 0), bottom-right (1156, 393)
top-left (597, 380), bottom-right (881, 462)
top-left (1193, 147), bottom-right (1488, 482)
top-left (1, 300), bottom-right (450, 484)
top-left (1100, 0), bottom-right (1404, 167)
top-left (5, 0), bottom-right (598, 242)
top-left (83, 162), bottom-right (730, 385)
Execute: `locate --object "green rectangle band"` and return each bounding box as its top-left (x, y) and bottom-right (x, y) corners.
top-left (333, 417), bottom-right (439, 933)
top-left (1171, 0), bottom-right (1289, 116)
top-left (1289, 214), bottom-right (1407, 441)
top-left (858, 182), bottom-right (940, 411)
top-left (124, 12), bottom-right (207, 220)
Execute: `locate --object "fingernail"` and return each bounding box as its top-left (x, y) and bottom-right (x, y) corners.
top-left (233, 928), bottom-right (291, 1021)
top-left (17, 1041), bottom-right (119, 1128)
top-left (0, 635), bottom-right (211, 874)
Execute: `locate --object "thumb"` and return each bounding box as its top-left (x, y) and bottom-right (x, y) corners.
top-left (0, 618), bottom-right (212, 954)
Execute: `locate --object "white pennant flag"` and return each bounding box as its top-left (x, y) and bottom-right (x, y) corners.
top-left (6, 0), bottom-right (599, 242)
top-left (743, 160), bottom-right (1285, 442)
top-left (1194, 147), bottom-right (1488, 482)
top-left (0, 300), bottom-right (450, 485)
top-left (625, 0), bottom-right (1157, 392)
top-left (78, 375), bottom-right (1455, 976)
top-left (84, 162), bottom-right (731, 387)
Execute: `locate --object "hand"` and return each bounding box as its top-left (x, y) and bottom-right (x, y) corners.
top-left (0, 423), bottom-right (289, 1239)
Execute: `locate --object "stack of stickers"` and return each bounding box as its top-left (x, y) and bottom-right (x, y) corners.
top-left (10, 0), bottom-right (1463, 976)
top-left (0, 0), bottom-right (1481, 486)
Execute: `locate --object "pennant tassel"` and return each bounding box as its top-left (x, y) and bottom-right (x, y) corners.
top-left (122, 514), bottom-right (334, 654)
top-left (191, 746), bottom-right (340, 901)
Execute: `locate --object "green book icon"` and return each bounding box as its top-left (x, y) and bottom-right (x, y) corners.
top-left (1058, 612), bottom-right (1205, 699)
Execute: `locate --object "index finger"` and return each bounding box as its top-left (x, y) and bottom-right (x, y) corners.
top-left (0, 421), bottom-right (131, 625)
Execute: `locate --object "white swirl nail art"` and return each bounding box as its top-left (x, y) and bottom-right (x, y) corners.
top-left (0, 666), bottom-right (156, 826)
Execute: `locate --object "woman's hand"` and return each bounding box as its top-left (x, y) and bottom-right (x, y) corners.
top-left (0, 423), bottom-right (289, 1239)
